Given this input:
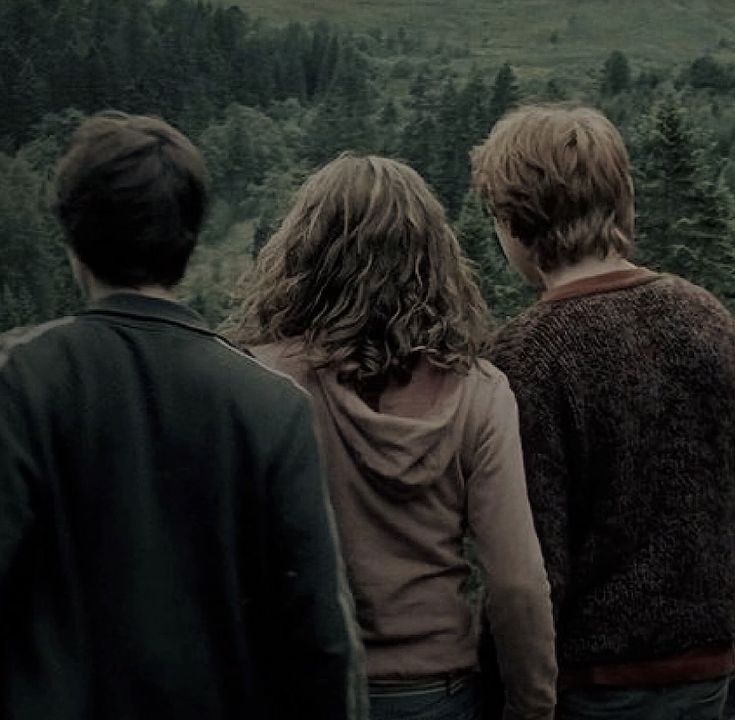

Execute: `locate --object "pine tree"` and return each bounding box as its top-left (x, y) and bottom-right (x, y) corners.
top-left (0, 153), bottom-right (58, 324)
top-left (454, 191), bottom-right (533, 322)
top-left (433, 68), bottom-right (492, 218)
top-left (686, 55), bottom-right (732, 92)
top-left (10, 59), bottom-right (50, 141)
top-left (315, 32), bottom-right (340, 96)
top-left (377, 98), bottom-right (400, 156)
top-left (489, 63), bottom-right (520, 126)
top-left (276, 22), bottom-right (309, 103)
top-left (601, 50), bottom-right (631, 96)
top-left (3, 0), bottom-right (46, 55)
top-left (633, 95), bottom-right (735, 305)
top-left (459, 67), bottom-right (491, 143)
top-left (399, 67), bottom-right (441, 180)
top-left (82, 42), bottom-right (119, 112)
top-left (50, 41), bottom-right (85, 110)
top-left (545, 78), bottom-right (567, 101)
top-left (306, 41), bottom-right (376, 163)
top-left (432, 77), bottom-right (465, 216)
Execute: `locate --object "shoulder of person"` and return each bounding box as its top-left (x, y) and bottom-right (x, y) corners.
top-left (462, 359), bottom-right (519, 422)
top-left (214, 336), bottom-right (312, 403)
top-left (657, 273), bottom-right (734, 318)
top-left (467, 357), bottom-right (510, 392)
top-left (489, 303), bottom-right (564, 385)
top-left (0, 316), bottom-right (78, 371)
top-left (249, 340), bottom-right (313, 386)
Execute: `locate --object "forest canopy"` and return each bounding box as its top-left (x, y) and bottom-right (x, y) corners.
top-left (1, 0), bottom-right (734, 331)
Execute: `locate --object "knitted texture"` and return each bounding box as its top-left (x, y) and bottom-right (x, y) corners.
top-left (490, 272), bottom-right (735, 668)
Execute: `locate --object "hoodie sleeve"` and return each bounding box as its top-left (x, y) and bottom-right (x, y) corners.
top-left (264, 390), bottom-right (369, 720)
top-left (466, 373), bottom-right (557, 720)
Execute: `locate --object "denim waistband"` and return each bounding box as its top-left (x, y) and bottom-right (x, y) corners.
top-left (368, 670), bottom-right (475, 697)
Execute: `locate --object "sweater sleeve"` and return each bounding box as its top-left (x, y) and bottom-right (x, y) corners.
top-left (490, 339), bottom-right (573, 619)
top-left (264, 391), bottom-right (368, 720)
top-left (467, 373), bottom-right (557, 720)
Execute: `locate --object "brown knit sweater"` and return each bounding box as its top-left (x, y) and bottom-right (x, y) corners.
top-left (490, 268), bottom-right (735, 670)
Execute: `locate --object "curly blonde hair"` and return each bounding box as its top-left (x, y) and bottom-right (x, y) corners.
top-left (227, 153), bottom-right (492, 392)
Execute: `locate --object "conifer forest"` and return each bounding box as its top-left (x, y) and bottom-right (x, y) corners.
top-left (1, 0), bottom-right (735, 330)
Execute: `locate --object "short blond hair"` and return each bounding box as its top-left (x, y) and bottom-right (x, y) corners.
top-left (471, 104), bottom-right (634, 271)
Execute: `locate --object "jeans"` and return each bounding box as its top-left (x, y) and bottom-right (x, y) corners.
top-left (369, 673), bottom-right (482, 720)
top-left (556, 678), bottom-right (729, 720)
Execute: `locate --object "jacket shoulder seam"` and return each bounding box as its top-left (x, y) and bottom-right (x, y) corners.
top-left (0, 317), bottom-right (76, 369)
top-left (213, 337), bottom-right (312, 400)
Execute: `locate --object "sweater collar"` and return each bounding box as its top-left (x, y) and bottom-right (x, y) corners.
top-left (541, 267), bottom-right (660, 303)
top-left (82, 292), bottom-right (210, 333)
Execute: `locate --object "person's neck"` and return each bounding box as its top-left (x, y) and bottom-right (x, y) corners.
top-left (87, 280), bottom-right (177, 303)
top-left (541, 255), bottom-right (637, 291)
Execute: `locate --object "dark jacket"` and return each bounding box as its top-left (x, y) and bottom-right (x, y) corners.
top-left (0, 293), bottom-right (367, 720)
top-left (490, 268), bottom-right (735, 671)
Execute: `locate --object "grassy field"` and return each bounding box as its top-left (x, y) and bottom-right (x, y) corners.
top-left (220, 0), bottom-right (735, 80)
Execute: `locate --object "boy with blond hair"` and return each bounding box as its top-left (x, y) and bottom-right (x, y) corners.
top-left (472, 105), bottom-right (735, 718)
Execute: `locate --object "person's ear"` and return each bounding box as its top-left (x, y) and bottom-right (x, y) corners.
top-left (66, 250), bottom-right (93, 298)
top-left (493, 219), bottom-right (545, 289)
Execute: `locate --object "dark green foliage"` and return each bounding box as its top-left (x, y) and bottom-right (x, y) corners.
top-left (377, 98), bottom-right (401, 156)
top-left (199, 104), bottom-right (289, 210)
top-left (1, 0), bottom-right (734, 331)
top-left (455, 192), bottom-right (534, 322)
top-left (400, 66), bottom-right (516, 221)
top-left (544, 78), bottom-right (568, 101)
top-left (434, 69), bottom-right (493, 218)
top-left (306, 41), bottom-right (377, 164)
top-left (489, 64), bottom-right (520, 126)
top-left (400, 68), bottom-right (442, 183)
top-left (683, 55), bottom-right (734, 92)
top-left (633, 95), bottom-right (735, 305)
top-left (601, 51), bottom-right (631, 96)
top-left (0, 0), bottom-right (346, 146)
top-left (0, 152), bottom-right (81, 330)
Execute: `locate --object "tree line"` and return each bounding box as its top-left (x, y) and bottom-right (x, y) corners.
top-left (1, 0), bottom-right (734, 331)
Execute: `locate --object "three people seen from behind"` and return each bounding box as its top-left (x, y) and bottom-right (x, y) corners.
top-left (472, 105), bottom-right (735, 719)
top-left (1, 100), bottom-right (734, 720)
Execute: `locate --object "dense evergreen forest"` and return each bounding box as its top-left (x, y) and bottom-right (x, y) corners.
top-left (1, 0), bottom-right (735, 332)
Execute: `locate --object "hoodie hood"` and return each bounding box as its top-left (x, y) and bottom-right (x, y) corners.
top-left (251, 342), bottom-right (468, 499)
top-left (314, 361), bottom-right (465, 499)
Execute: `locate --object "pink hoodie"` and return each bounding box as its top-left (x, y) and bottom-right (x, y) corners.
top-left (252, 343), bottom-right (557, 719)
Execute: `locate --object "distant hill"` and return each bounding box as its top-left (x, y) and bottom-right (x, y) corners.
top-left (220, 0), bottom-right (735, 80)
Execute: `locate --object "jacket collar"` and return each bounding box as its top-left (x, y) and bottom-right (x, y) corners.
top-left (541, 267), bottom-right (660, 303)
top-left (82, 292), bottom-right (210, 333)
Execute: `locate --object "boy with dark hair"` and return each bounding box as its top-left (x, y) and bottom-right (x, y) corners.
top-left (472, 104), bottom-right (735, 718)
top-left (0, 112), bottom-right (366, 720)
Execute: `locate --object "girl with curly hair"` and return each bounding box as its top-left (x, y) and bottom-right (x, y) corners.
top-left (227, 153), bottom-right (556, 720)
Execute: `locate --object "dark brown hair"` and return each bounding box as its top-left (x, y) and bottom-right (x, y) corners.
top-left (53, 111), bottom-right (209, 287)
top-left (228, 153), bottom-right (493, 392)
top-left (471, 104), bottom-right (635, 271)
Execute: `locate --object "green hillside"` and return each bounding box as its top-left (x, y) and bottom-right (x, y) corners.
top-left (3, 0), bottom-right (735, 329)
top-left (223, 0), bottom-right (735, 80)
